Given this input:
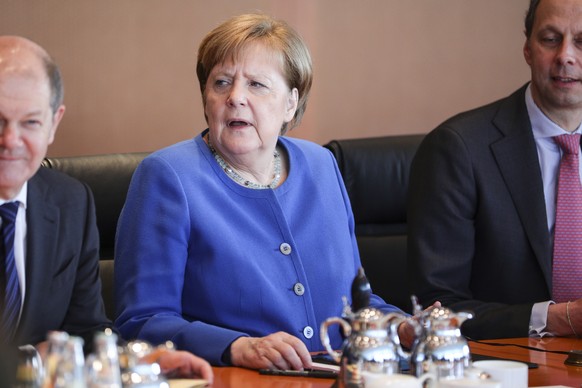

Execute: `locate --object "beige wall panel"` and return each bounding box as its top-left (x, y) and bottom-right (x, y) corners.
top-left (0, 0), bottom-right (530, 156)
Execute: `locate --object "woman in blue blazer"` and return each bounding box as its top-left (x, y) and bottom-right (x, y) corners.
top-left (114, 13), bottom-right (409, 370)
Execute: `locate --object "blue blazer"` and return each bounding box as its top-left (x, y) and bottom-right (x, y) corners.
top-left (114, 132), bottom-right (403, 365)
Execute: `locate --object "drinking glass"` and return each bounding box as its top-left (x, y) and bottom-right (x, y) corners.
top-left (14, 345), bottom-right (43, 388)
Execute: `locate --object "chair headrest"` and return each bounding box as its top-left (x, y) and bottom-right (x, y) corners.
top-left (325, 135), bottom-right (423, 235)
top-left (42, 152), bottom-right (150, 258)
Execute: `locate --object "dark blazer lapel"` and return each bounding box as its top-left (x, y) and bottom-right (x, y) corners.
top-left (19, 172), bottom-right (59, 332)
top-left (490, 87), bottom-right (552, 291)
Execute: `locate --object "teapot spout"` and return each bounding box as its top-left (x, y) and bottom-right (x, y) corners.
top-left (451, 311), bottom-right (474, 326)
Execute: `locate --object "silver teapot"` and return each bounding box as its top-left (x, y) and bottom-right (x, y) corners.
top-left (409, 299), bottom-right (473, 380)
top-left (320, 302), bottom-right (408, 387)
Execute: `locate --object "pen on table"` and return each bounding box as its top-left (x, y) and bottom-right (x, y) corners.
top-left (258, 368), bottom-right (338, 379)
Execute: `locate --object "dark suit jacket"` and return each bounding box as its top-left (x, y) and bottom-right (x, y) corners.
top-left (408, 84), bottom-right (553, 339)
top-left (13, 167), bottom-right (111, 348)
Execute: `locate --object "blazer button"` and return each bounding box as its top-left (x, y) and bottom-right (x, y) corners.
top-left (279, 243), bottom-right (292, 255)
top-left (303, 326), bottom-right (314, 339)
top-left (293, 283), bottom-right (305, 296)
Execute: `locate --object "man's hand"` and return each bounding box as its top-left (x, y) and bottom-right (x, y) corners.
top-left (397, 320), bottom-right (418, 349)
top-left (547, 298), bottom-right (582, 337)
top-left (398, 301), bottom-right (442, 348)
top-left (34, 341), bottom-right (49, 360)
top-left (230, 331), bottom-right (313, 370)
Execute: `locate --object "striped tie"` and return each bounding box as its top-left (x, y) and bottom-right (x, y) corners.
top-left (0, 202), bottom-right (20, 342)
top-left (552, 134), bottom-right (582, 303)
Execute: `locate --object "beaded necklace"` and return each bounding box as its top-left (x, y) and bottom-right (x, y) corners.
top-left (207, 135), bottom-right (282, 189)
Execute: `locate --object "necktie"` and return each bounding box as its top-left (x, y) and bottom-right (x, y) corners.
top-left (552, 134), bottom-right (582, 303)
top-left (0, 202), bottom-right (20, 342)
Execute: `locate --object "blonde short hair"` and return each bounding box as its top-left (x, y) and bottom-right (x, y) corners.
top-left (196, 13), bottom-right (313, 134)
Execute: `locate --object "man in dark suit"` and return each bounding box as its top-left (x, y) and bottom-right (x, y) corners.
top-left (0, 36), bottom-right (105, 348)
top-left (408, 0), bottom-right (582, 339)
top-left (0, 36), bottom-right (213, 382)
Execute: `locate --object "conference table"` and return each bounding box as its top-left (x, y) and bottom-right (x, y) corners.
top-left (208, 337), bottom-right (582, 387)
top-left (469, 336), bottom-right (582, 387)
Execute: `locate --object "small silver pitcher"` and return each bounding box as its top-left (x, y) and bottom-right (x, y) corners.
top-left (320, 305), bottom-right (407, 388)
top-left (409, 302), bottom-right (473, 380)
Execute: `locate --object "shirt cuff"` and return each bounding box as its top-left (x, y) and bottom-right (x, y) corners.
top-left (529, 300), bottom-right (555, 337)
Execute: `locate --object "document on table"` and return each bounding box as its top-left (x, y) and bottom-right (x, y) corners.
top-left (169, 379), bottom-right (208, 388)
top-left (311, 361), bottom-right (340, 372)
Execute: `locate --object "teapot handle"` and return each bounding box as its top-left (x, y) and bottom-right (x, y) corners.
top-left (319, 317), bottom-right (351, 364)
top-left (386, 314), bottom-right (420, 361)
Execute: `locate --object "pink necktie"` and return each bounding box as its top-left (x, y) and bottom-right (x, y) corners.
top-left (552, 134), bottom-right (582, 303)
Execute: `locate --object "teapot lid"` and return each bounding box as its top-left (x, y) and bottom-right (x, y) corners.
top-left (427, 306), bottom-right (454, 320)
top-left (350, 307), bottom-right (400, 331)
top-left (424, 306), bottom-right (473, 329)
top-left (353, 307), bottom-right (384, 322)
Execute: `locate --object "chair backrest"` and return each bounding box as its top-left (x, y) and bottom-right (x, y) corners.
top-left (41, 152), bottom-right (149, 320)
top-left (325, 135), bottom-right (424, 312)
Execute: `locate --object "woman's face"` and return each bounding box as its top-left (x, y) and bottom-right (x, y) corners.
top-left (204, 42), bottom-right (298, 159)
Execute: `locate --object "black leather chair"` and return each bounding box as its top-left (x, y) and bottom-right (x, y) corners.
top-left (325, 135), bottom-right (424, 313)
top-left (41, 152), bottom-right (149, 320)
